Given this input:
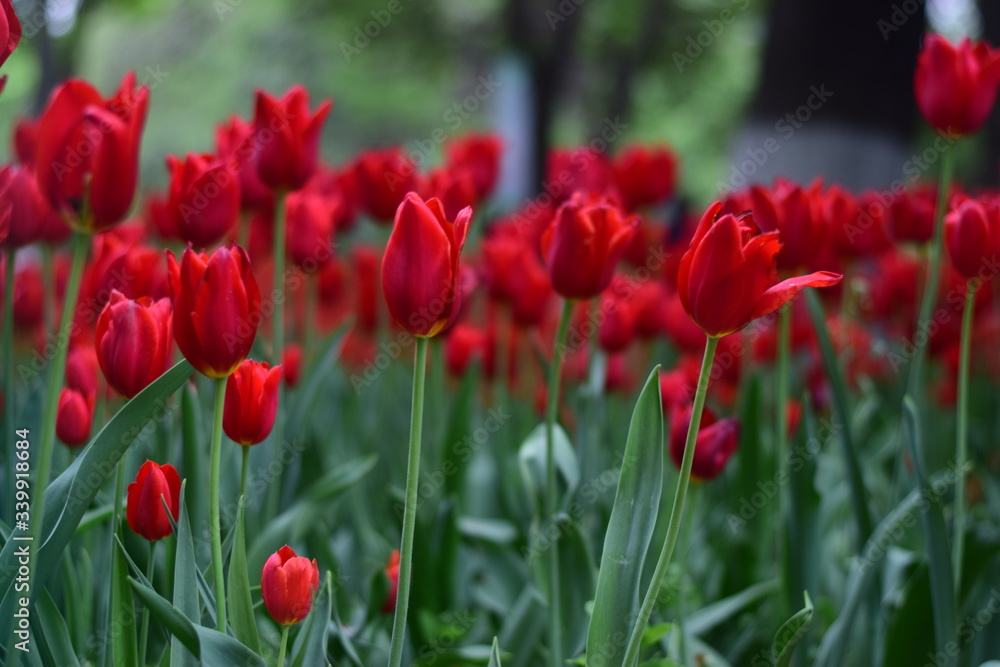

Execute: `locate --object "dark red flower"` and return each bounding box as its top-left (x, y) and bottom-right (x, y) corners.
top-left (165, 153), bottom-right (241, 247)
top-left (1, 0), bottom-right (21, 67)
top-left (126, 460), bottom-right (181, 541)
top-left (612, 145), bottom-right (678, 211)
top-left (56, 387), bottom-right (94, 447)
top-left (261, 545), bottom-right (320, 625)
top-left (914, 34), bottom-right (1000, 136)
top-left (445, 134), bottom-right (502, 199)
top-left (946, 196), bottom-right (1000, 281)
top-left (354, 148), bottom-right (418, 223)
top-left (95, 291), bottom-right (173, 399)
top-left (0, 164), bottom-right (50, 248)
top-left (216, 115), bottom-right (274, 210)
top-left (252, 86), bottom-right (331, 192)
top-left (668, 404), bottom-right (740, 481)
top-left (285, 187), bottom-right (335, 269)
top-left (223, 360), bottom-right (282, 446)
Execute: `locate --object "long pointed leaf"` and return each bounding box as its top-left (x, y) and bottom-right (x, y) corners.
top-left (227, 500), bottom-right (261, 653)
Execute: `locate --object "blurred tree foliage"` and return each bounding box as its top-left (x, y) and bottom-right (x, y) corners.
top-left (0, 0), bottom-right (765, 203)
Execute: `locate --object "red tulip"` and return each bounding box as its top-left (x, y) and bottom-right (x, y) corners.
top-left (56, 387), bottom-right (94, 448)
top-left (914, 34), bottom-right (1000, 136)
top-left (252, 86), bottom-right (331, 192)
top-left (352, 245), bottom-right (381, 333)
top-left (426, 166), bottom-right (478, 221)
top-left (354, 148), bottom-right (418, 223)
top-left (65, 345), bottom-right (99, 398)
top-left (889, 185), bottom-right (937, 244)
top-left (261, 545), bottom-right (320, 625)
top-left (1, 0), bottom-right (21, 67)
top-left (444, 323), bottom-right (492, 379)
top-left (445, 134), bottom-right (502, 199)
top-left (545, 147), bottom-right (615, 205)
top-left (946, 197), bottom-right (1000, 281)
top-left (678, 202), bottom-right (842, 338)
top-left (165, 153), bottom-right (241, 247)
top-left (381, 193), bottom-right (471, 337)
top-left (223, 360), bottom-right (282, 446)
top-left (95, 291), bottom-right (173, 399)
top-left (216, 115), bottom-right (274, 210)
top-left (166, 244), bottom-right (261, 379)
top-left (0, 164), bottom-right (49, 248)
top-left (282, 344), bottom-right (302, 387)
top-left (748, 179), bottom-right (825, 271)
top-left (669, 404), bottom-right (739, 481)
top-left (12, 117), bottom-right (38, 168)
top-left (35, 73), bottom-right (149, 231)
top-left (612, 145), bottom-right (678, 211)
top-left (381, 550), bottom-right (400, 614)
top-left (597, 276), bottom-right (639, 353)
top-left (541, 192), bottom-right (639, 300)
top-left (126, 460), bottom-right (181, 541)
top-left (285, 187), bottom-right (335, 269)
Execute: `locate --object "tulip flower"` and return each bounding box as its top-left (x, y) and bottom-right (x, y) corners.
top-left (95, 291), bottom-right (173, 399)
top-left (445, 134), bottom-right (502, 199)
top-left (165, 153), bottom-right (241, 247)
top-left (55, 387), bottom-right (94, 447)
top-left (668, 404), bottom-right (740, 481)
top-left (261, 545), bottom-right (320, 625)
top-left (914, 34), bottom-right (1000, 137)
top-left (1, 0), bottom-right (21, 67)
top-left (678, 202), bottom-right (842, 338)
top-left (381, 192), bottom-right (471, 337)
top-left (252, 86), bottom-right (331, 192)
top-left (285, 187), bottom-right (335, 269)
top-left (612, 145), bottom-right (678, 212)
top-left (748, 179), bottom-right (825, 271)
top-left (946, 197), bottom-right (1000, 281)
top-left (545, 147), bottom-right (615, 205)
top-left (282, 344), bottom-right (302, 387)
top-left (223, 359), bottom-right (282, 446)
top-left (426, 166), bottom-right (478, 221)
top-left (0, 164), bottom-right (49, 248)
top-left (126, 461), bottom-right (181, 541)
top-left (444, 323), bottom-right (492, 379)
top-left (354, 148), bottom-right (419, 223)
top-left (166, 244), bottom-right (261, 379)
top-left (541, 192), bottom-right (639, 300)
top-left (35, 72), bottom-right (149, 231)
top-left (64, 345), bottom-right (99, 399)
top-left (216, 115), bottom-right (273, 210)
top-left (381, 550), bottom-right (400, 614)
top-left (598, 276), bottom-right (639, 354)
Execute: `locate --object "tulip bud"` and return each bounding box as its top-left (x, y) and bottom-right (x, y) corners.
top-left (285, 187), bottom-right (335, 269)
top-left (0, 164), bottom-right (50, 248)
top-left (946, 197), bottom-right (1000, 281)
top-left (95, 291), bottom-right (173, 399)
top-left (261, 545), bottom-right (320, 625)
top-left (126, 460), bottom-right (182, 541)
top-left (354, 148), bottom-right (419, 223)
top-left (381, 550), bottom-right (400, 614)
top-left (56, 387), bottom-right (94, 447)
top-left (669, 404), bottom-right (740, 481)
top-left (223, 360), bottom-right (282, 446)
top-left (611, 145), bottom-right (678, 212)
top-left (678, 202), bottom-right (842, 338)
top-left (166, 244), bottom-right (261, 379)
top-left (1, 0), bottom-right (21, 67)
top-left (541, 192), bottom-right (639, 300)
top-left (252, 86), bottom-right (332, 192)
top-left (65, 345), bottom-right (99, 398)
top-left (165, 153), bottom-right (241, 247)
top-left (215, 115), bottom-right (274, 211)
top-left (381, 193), bottom-right (471, 337)
top-left (282, 344), bottom-right (302, 387)
top-left (445, 134), bottom-right (502, 199)
top-left (914, 34), bottom-right (1000, 137)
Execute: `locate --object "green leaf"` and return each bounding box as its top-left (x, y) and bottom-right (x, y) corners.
top-left (34, 588), bottom-right (80, 667)
top-left (902, 395), bottom-right (957, 667)
top-left (170, 482), bottom-right (200, 667)
top-left (291, 570), bottom-right (333, 667)
top-left (181, 382), bottom-right (207, 542)
top-left (772, 591), bottom-right (814, 667)
top-left (441, 362), bottom-right (479, 499)
top-left (286, 322), bottom-right (351, 429)
top-left (783, 397), bottom-right (822, 616)
top-left (586, 366), bottom-right (664, 667)
top-left (227, 500), bottom-right (261, 654)
top-left (113, 534), bottom-right (138, 667)
top-left (497, 586), bottom-right (545, 667)
top-left (685, 578), bottom-right (779, 637)
top-left (517, 422), bottom-right (579, 516)
top-left (488, 636), bottom-right (503, 667)
top-left (129, 578), bottom-right (266, 666)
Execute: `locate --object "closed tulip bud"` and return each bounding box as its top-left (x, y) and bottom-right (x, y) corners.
top-left (445, 134), bottom-right (502, 199)
top-left (56, 387), bottom-right (94, 447)
top-left (381, 193), bottom-right (471, 337)
top-left (597, 276), bottom-right (639, 353)
top-left (426, 166), bottom-right (479, 221)
top-left (669, 404), bottom-right (739, 481)
top-left (612, 145), bottom-right (678, 212)
top-left (261, 545), bottom-right (319, 625)
top-left (215, 115), bottom-right (274, 211)
top-left (223, 360), bottom-right (282, 446)
top-left (166, 244), bottom-right (261, 379)
top-left (381, 550), bottom-right (400, 614)
top-left (678, 202), bottom-right (842, 338)
top-left (252, 86), bottom-right (331, 192)
top-left (285, 187), bottom-right (335, 269)
top-left (165, 153), bottom-right (241, 247)
top-left (914, 34), bottom-right (1000, 137)
top-left (282, 344), bottom-right (302, 387)
top-left (35, 72), bottom-right (149, 232)
top-left (95, 291), bottom-right (173, 399)
top-left (65, 345), bottom-right (100, 398)
top-left (354, 148), bottom-right (418, 223)
top-left (541, 192), bottom-right (639, 300)
top-left (1, 0), bottom-right (21, 67)
top-left (0, 164), bottom-right (50, 248)
top-left (444, 323), bottom-right (492, 379)
top-left (126, 460), bottom-right (181, 542)
top-left (748, 179), bottom-right (825, 271)
top-left (946, 197), bottom-right (1000, 280)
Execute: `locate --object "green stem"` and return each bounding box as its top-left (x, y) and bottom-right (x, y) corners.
top-left (954, 280), bottom-right (975, 592)
top-left (545, 299), bottom-right (573, 667)
top-left (209, 377), bottom-right (228, 633)
top-left (276, 624), bottom-right (290, 667)
top-left (3, 247), bottom-right (16, 528)
top-left (387, 336), bottom-right (429, 667)
top-left (273, 191), bottom-right (287, 366)
top-left (40, 244), bottom-right (55, 335)
top-left (102, 458), bottom-right (127, 667)
top-left (26, 231), bottom-right (89, 591)
top-left (303, 273), bottom-right (316, 366)
top-left (623, 335), bottom-right (719, 667)
top-left (907, 145), bottom-right (956, 396)
top-left (138, 540), bottom-right (156, 663)
top-left (241, 445), bottom-right (250, 500)
top-left (776, 304), bottom-right (791, 615)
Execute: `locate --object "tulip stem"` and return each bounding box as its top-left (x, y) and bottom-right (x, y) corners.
top-left (209, 376), bottom-right (228, 633)
top-left (304, 273), bottom-right (317, 366)
top-left (3, 247), bottom-right (15, 528)
top-left (545, 298), bottom-right (573, 667)
top-left (138, 540), bottom-right (156, 663)
top-left (954, 280), bottom-right (975, 592)
top-left (276, 624), bottom-right (290, 667)
top-left (907, 144), bottom-right (955, 396)
top-left (100, 458), bottom-right (127, 667)
top-left (387, 336), bottom-right (428, 667)
top-left (776, 303), bottom-right (791, 615)
top-left (623, 335), bottom-right (719, 667)
top-left (241, 445), bottom-right (250, 500)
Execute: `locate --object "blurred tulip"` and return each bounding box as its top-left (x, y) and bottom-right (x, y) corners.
top-left (1, 0), bottom-right (20, 67)
top-left (166, 244), bottom-right (261, 378)
top-left (261, 545), bottom-right (319, 625)
top-left (223, 359), bottom-right (282, 446)
top-left (381, 550), bottom-right (400, 614)
top-left (445, 323), bottom-right (492, 379)
top-left (0, 164), bottom-right (49, 248)
top-left (253, 86), bottom-right (331, 192)
top-left (545, 147), bottom-right (615, 204)
top-left (669, 404), bottom-right (739, 480)
top-left (216, 115), bottom-right (274, 210)
top-left (64, 344), bottom-right (99, 398)
top-left (55, 387), bottom-right (94, 447)
top-left (95, 291), bottom-right (173, 399)
top-left (354, 148), bottom-right (418, 223)
top-left (612, 145), bottom-right (678, 211)
top-left (166, 153), bottom-right (241, 247)
top-left (126, 460), bottom-right (181, 541)
top-left (282, 344), bottom-right (302, 387)
top-left (12, 117), bottom-right (37, 168)
top-left (748, 179), bottom-right (825, 271)
top-left (914, 34), bottom-right (1000, 136)
top-left (598, 276), bottom-right (639, 353)
top-left (446, 134), bottom-right (502, 199)
top-left (285, 187), bottom-right (335, 269)
top-left (426, 166), bottom-right (478, 221)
